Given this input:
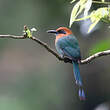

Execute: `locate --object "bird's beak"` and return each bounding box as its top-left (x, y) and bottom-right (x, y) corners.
top-left (47, 30), bottom-right (57, 34)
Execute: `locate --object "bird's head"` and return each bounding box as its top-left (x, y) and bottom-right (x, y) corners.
top-left (47, 27), bottom-right (72, 38)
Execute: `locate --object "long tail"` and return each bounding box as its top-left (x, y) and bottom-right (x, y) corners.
top-left (72, 61), bottom-right (86, 100)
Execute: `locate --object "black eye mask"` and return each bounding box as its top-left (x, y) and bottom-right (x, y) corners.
top-left (57, 30), bottom-right (66, 34)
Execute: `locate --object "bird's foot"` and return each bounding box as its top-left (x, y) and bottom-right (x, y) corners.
top-left (63, 56), bottom-right (72, 63)
top-left (78, 60), bottom-right (81, 64)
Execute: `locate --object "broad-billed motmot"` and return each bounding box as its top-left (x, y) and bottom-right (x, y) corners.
top-left (47, 27), bottom-right (86, 100)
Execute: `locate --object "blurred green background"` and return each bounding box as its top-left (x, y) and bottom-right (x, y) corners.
top-left (0, 0), bottom-right (110, 110)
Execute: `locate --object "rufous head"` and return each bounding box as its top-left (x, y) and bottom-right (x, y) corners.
top-left (47, 27), bottom-right (72, 37)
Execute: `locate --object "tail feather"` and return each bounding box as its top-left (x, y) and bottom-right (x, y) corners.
top-left (72, 61), bottom-right (82, 86)
top-left (72, 61), bottom-right (86, 100)
top-left (79, 88), bottom-right (86, 101)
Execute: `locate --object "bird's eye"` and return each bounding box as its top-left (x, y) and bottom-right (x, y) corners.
top-left (57, 30), bottom-right (66, 34)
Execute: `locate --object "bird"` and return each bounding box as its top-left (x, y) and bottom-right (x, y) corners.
top-left (47, 27), bottom-right (86, 100)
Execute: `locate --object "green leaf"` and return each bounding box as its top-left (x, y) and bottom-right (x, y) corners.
top-left (75, 4), bottom-right (85, 18)
top-left (69, 0), bottom-right (87, 27)
top-left (69, 0), bottom-right (110, 32)
top-left (26, 29), bottom-right (32, 38)
top-left (88, 7), bottom-right (109, 32)
top-left (70, 0), bottom-right (76, 4)
top-left (89, 39), bottom-right (110, 55)
top-left (74, 14), bottom-right (91, 21)
top-left (24, 25), bottom-right (32, 38)
top-left (84, 0), bottom-right (92, 16)
top-left (69, 1), bottom-right (80, 27)
top-left (88, 18), bottom-right (100, 33)
top-left (73, 7), bottom-right (110, 32)
top-left (101, 0), bottom-right (104, 2)
top-left (80, 0), bottom-right (87, 4)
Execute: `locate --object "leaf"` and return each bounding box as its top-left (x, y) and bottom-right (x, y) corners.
top-left (70, 0), bottom-right (76, 4)
top-left (90, 11), bottom-right (96, 22)
top-left (69, 0), bottom-right (110, 32)
top-left (88, 18), bottom-right (100, 33)
top-left (75, 4), bottom-right (85, 18)
top-left (24, 25), bottom-right (32, 38)
top-left (26, 29), bottom-right (32, 38)
top-left (89, 39), bottom-right (110, 55)
top-left (69, 1), bottom-right (80, 27)
top-left (88, 7), bottom-right (109, 32)
top-left (74, 14), bottom-right (91, 21)
top-left (101, 0), bottom-right (104, 2)
top-left (84, 0), bottom-right (92, 16)
top-left (80, 0), bottom-right (87, 4)
top-left (69, 0), bottom-right (88, 27)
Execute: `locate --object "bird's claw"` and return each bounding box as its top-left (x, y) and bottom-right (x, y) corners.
top-left (63, 57), bottom-right (72, 63)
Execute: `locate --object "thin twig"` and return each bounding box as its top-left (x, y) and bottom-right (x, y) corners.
top-left (80, 50), bottom-right (110, 64)
top-left (0, 34), bottom-right (109, 64)
top-left (0, 35), bottom-right (26, 39)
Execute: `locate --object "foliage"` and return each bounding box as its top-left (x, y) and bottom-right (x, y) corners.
top-left (69, 0), bottom-right (110, 33)
top-left (23, 25), bottom-right (37, 38)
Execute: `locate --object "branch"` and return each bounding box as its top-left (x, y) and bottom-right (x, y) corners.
top-left (0, 34), bottom-right (110, 64)
top-left (0, 34), bottom-right (63, 61)
top-left (0, 35), bottom-right (26, 39)
top-left (80, 50), bottom-right (110, 64)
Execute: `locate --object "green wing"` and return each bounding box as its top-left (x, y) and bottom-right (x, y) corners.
top-left (56, 34), bottom-right (81, 60)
